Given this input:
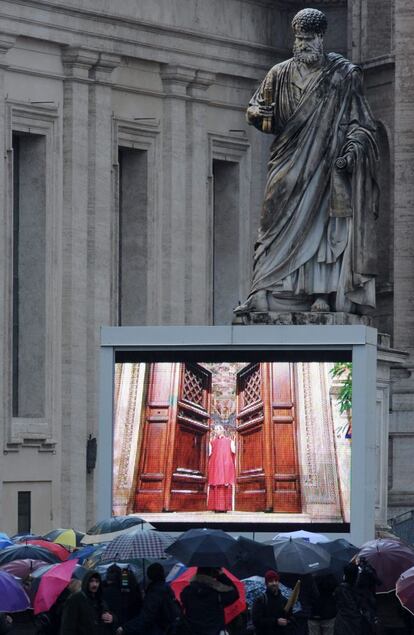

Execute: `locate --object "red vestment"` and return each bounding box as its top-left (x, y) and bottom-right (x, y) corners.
top-left (207, 436), bottom-right (236, 512)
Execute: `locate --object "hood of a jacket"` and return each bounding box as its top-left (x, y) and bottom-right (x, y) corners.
top-left (81, 570), bottom-right (103, 598)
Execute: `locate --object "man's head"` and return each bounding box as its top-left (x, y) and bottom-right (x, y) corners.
top-left (147, 562), bottom-right (166, 583)
top-left (215, 424), bottom-right (224, 436)
top-left (87, 573), bottom-right (101, 595)
top-left (265, 569), bottom-right (280, 594)
top-left (292, 8), bottom-right (327, 64)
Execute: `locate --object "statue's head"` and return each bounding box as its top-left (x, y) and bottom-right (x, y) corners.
top-left (292, 8), bottom-right (327, 64)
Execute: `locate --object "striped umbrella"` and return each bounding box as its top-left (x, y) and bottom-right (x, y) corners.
top-left (101, 529), bottom-right (175, 562)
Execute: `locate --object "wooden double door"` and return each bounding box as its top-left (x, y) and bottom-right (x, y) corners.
top-left (133, 362), bottom-right (301, 513)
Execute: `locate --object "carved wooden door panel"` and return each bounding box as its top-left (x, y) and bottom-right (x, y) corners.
top-left (270, 363), bottom-right (301, 512)
top-left (166, 362), bottom-right (211, 511)
top-left (235, 363), bottom-right (269, 511)
top-left (133, 363), bottom-right (176, 512)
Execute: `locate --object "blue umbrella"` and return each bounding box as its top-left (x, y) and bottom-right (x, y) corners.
top-left (0, 545), bottom-right (60, 565)
top-left (68, 545), bottom-right (97, 564)
top-left (0, 570), bottom-right (31, 612)
top-left (0, 539), bottom-right (14, 550)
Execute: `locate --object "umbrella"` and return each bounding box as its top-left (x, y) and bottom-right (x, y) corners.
top-left (0, 539), bottom-right (14, 550)
top-left (171, 567), bottom-right (246, 625)
top-left (316, 539), bottom-right (359, 581)
top-left (228, 537), bottom-right (278, 579)
top-left (68, 545), bottom-right (99, 564)
top-left (0, 570), bottom-right (31, 612)
top-left (268, 538), bottom-right (331, 575)
top-left (0, 559), bottom-right (51, 579)
top-left (396, 566), bottom-right (414, 615)
top-left (0, 545), bottom-right (60, 566)
top-left (274, 531), bottom-right (330, 544)
top-left (13, 534), bottom-right (44, 541)
top-left (44, 529), bottom-right (85, 549)
top-left (82, 516), bottom-right (154, 545)
top-left (0, 532), bottom-right (10, 541)
top-left (165, 528), bottom-right (239, 568)
top-left (358, 538), bottom-right (414, 593)
top-left (101, 529), bottom-right (175, 562)
top-left (33, 559), bottom-right (78, 614)
top-left (23, 539), bottom-right (70, 561)
top-left (241, 576), bottom-right (302, 613)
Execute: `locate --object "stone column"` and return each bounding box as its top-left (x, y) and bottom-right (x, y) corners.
top-left (86, 52), bottom-right (120, 527)
top-left (159, 65), bottom-right (196, 324)
top-left (0, 35), bottom-right (16, 455)
top-left (394, 1), bottom-right (414, 358)
top-left (61, 47), bottom-right (98, 530)
top-left (389, 1), bottom-right (414, 518)
top-left (187, 71), bottom-right (215, 324)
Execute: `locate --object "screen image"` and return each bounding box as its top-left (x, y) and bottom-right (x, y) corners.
top-left (112, 361), bottom-right (352, 526)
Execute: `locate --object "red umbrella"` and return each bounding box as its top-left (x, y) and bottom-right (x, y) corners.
top-left (358, 539), bottom-right (414, 593)
top-left (33, 559), bottom-right (78, 614)
top-left (24, 539), bottom-right (70, 561)
top-left (170, 567), bottom-right (246, 625)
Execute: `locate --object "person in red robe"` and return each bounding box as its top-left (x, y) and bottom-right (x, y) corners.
top-left (207, 425), bottom-right (236, 512)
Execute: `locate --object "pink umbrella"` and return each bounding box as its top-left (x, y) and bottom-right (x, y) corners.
top-left (33, 559), bottom-right (78, 615)
top-left (0, 559), bottom-right (50, 579)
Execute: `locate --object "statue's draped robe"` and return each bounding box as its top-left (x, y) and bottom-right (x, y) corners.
top-left (247, 53), bottom-right (379, 311)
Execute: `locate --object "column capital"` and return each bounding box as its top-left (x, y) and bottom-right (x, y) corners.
top-left (188, 70), bottom-right (216, 98)
top-left (91, 52), bottom-right (122, 82)
top-left (0, 33), bottom-right (16, 68)
top-left (62, 46), bottom-right (99, 80)
top-left (160, 65), bottom-right (196, 96)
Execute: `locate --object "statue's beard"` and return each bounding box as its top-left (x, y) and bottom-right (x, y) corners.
top-left (293, 42), bottom-right (323, 64)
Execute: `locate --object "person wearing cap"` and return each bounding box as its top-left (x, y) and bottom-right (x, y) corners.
top-left (252, 571), bottom-right (293, 634)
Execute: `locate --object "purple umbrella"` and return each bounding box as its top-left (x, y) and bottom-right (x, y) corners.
top-left (0, 559), bottom-right (51, 579)
top-left (358, 538), bottom-right (414, 593)
top-left (0, 570), bottom-right (31, 612)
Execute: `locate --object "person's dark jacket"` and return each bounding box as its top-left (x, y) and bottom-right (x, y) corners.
top-left (102, 582), bottom-right (142, 626)
top-left (334, 582), bottom-right (362, 635)
top-left (60, 571), bottom-right (115, 635)
top-left (310, 574), bottom-right (338, 621)
top-left (122, 580), bottom-right (179, 635)
top-left (0, 614), bottom-right (12, 635)
top-left (180, 572), bottom-right (239, 635)
top-left (252, 589), bottom-right (294, 635)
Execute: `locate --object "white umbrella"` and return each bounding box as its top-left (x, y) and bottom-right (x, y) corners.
top-left (273, 530), bottom-right (330, 544)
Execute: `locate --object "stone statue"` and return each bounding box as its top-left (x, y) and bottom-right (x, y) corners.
top-left (235, 8), bottom-right (379, 318)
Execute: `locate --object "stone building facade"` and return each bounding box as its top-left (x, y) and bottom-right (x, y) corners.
top-left (0, 0), bottom-right (410, 534)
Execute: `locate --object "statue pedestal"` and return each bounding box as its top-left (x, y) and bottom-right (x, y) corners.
top-left (233, 311), bottom-right (372, 326)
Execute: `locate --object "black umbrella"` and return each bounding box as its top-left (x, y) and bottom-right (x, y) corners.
top-left (268, 538), bottom-right (331, 575)
top-left (316, 539), bottom-right (359, 581)
top-left (82, 515), bottom-right (154, 545)
top-left (0, 545), bottom-right (60, 566)
top-left (165, 528), bottom-right (239, 568)
top-left (228, 537), bottom-right (278, 579)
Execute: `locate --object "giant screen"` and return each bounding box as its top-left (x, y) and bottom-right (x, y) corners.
top-left (112, 359), bottom-right (352, 528)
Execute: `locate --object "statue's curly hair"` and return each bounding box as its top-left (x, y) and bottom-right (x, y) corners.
top-left (292, 8), bottom-right (328, 35)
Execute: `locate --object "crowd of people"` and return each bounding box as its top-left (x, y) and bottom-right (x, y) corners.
top-left (2, 557), bottom-right (414, 635)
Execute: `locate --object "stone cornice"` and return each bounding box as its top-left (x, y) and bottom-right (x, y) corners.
top-left (0, 32), bottom-right (16, 68)
top-left (62, 46), bottom-right (99, 79)
top-left (0, 0), bottom-right (288, 79)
